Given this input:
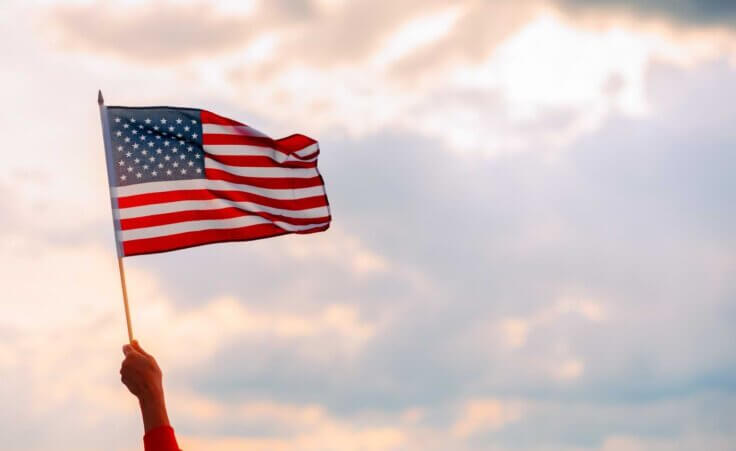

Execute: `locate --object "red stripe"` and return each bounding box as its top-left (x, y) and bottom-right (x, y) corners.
top-left (275, 134), bottom-right (317, 152)
top-left (206, 153), bottom-right (317, 169)
top-left (117, 188), bottom-right (328, 210)
top-left (200, 110), bottom-right (244, 126)
top-left (120, 207), bottom-right (331, 230)
top-left (203, 134), bottom-right (275, 148)
top-left (122, 223), bottom-right (330, 256)
top-left (206, 168), bottom-right (325, 189)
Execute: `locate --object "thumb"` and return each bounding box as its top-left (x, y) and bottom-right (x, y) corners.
top-left (122, 344), bottom-right (137, 356)
top-left (131, 340), bottom-right (151, 357)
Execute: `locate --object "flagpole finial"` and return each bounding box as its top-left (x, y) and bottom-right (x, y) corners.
top-left (98, 90), bottom-right (104, 105)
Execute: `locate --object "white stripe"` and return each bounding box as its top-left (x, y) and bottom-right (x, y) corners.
top-left (202, 124), bottom-right (270, 137)
top-left (113, 179), bottom-right (325, 200)
top-left (293, 143), bottom-right (319, 157)
top-left (116, 198), bottom-right (329, 220)
top-left (205, 157), bottom-right (318, 178)
top-left (120, 216), bottom-right (328, 241)
top-left (204, 144), bottom-right (290, 163)
top-left (203, 144), bottom-right (318, 163)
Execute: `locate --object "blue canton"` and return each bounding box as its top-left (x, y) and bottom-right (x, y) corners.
top-left (107, 107), bottom-right (205, 186)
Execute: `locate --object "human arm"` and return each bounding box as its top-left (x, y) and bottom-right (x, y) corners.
top-left (121, 340), bottom-right (180, 451)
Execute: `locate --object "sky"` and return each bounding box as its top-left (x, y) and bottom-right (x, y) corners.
top-left (1, 0), bottom-right (735, 450)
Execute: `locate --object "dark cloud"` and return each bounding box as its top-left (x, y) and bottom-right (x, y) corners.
top-left (556, 0), bottom-right (736, 27)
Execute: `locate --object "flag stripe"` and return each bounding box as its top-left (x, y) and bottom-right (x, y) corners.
top-left (204, 133), bottom-right (275, 148)
top-left (120, 207), bottom-right (331, 230)
top-left (202, 124), bottom-right (269, 137)
top-left (204, 144), bottom-right (319, 163)
top-left (113, 179), bottom-right (325, 200)
top-left (117, 188), bottom-right (327, 210)
top-left (204, 157), bottom-right (318, 178)
top-left (116, 198), bottom-right (330, 221)
top-left (205, 168), bottom-right (325, 189)
top-left (206, 154), bottom-right (317, 169)
top-left (200, 110), bottom-right (245, 126)
top-left (120, 215), bottom-right (329, 241)
top-left (122, 222), bottom-right (329, 256)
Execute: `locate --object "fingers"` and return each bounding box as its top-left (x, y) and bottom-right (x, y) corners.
top-left (122, 344), bottom-right (135, 356)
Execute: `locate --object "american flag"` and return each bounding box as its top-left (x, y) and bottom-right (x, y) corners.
top-left (100, 105), bottom-right (331, 256)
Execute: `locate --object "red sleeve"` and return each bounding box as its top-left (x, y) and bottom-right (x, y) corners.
top-left (143, 425), bottom-right (180, 451)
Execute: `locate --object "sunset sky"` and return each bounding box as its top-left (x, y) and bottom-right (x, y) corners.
top-left (2, 1), bottom-right (735, 450)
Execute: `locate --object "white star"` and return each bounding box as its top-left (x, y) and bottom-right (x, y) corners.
top-left (116, 131), bottom-right (122, 137)
top-left (181, 169), bottom-right (187, 174)
top-left (132, 143), bottom-right (139, 149)
top-left (118, 160), bottom-right (124, 166)
top-left (173, 162), bottom-right (179, 168)
top-left (148, 142), bottom-right (154, 147)
top-left (191, 133), bottom-right (198, 139)
top-left (168, 126), bottom-right (174, 132)
top-left (132, 130), bottom-right (137, 135)
top-left (142, 150), bottom-right (148, 155)
top-left (151, 171), bottom-right (158, 176)
top-left (164, 155), bottom-right (171, 161)
top-left (156, 148), bottom-right (163, 154)
top-left (134, 158), bottom-right (140, 164)
top-left (139, 125), bottom-right (143, 129)
top-left (149, 156), bottom-right (155, 162)
top-left (126, 151), bottom-right (132, 157)
top-left (195, 153), bottom-right (201, 159)
top-left (124, 137), bottom-right (130, 143)
top-left (123, 123), bottom-right (129, 129)
top-left (187, 161), bottom-right (194, 167)
top-left (143, 164), bottom-right (149, 170)
top-left (177, 134), bottom-right (182, 138)
top-left (179, 154), bottom-right (185, 160)
top-left (164, 141), bottom-right (170, 146)
top-left (196, 168), bottom-right (202, 174)
top-left (117, 145), bottom-right (123, 151)
top-left (166, 170), bottom-right (172, 175)
top-left (187, 146), bottom-right (193, 151)
top-left (158, 163), bottom-right (164, 169)
top-left (172, 148), bottom-right (177, 153)
top-left (154, 126), bottom-right (159, 131)
top-left (148, 130), bottom-right (153, 134)
top-left (136, 172), bottom-right (142, 178)
top-left (140, 135), bottom-right (146, 141)
top-left (179, 140), bottom-right (184, 145)
top-left (127, 166), bottom-right (133, 172)
top-left (176, 118), bottom-right (182, 124)
top-left (121, 174), bottom-right (127, 180)
top-left (115, 118), bottom-right (121, 123)
top-left (145, 118), bottom-right (151, 124)
top-left (130, 118), bottom-right (136, 123)
top-left (184, 126), bottom-right (190, 131)
top-left (160, 118), bottom-right (167, 124)
top-left (191, 119), bottom-right (197, 124)
top-left (156, 135), bottom-right (161, 140)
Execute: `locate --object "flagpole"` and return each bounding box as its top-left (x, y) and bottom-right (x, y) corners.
top-left (98, 90), bottom-right (135, 344)
top-left (117, 257), bottom-right (134, 343)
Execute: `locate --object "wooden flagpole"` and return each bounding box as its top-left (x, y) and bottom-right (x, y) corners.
top-left (117, 257), bottom-right (134, 343)
top-left (98, 90), bottom-right (135, 343)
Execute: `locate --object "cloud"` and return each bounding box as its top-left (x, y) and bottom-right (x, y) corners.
top-left (44, 1), bottom-right (260, 62)
top-left (452, 399), bottom-right (525, 438)
top-left (555, 0), bottom-right (736, 28)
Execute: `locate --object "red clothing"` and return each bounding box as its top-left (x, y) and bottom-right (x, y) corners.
top-left (144, 426), bottom-right (180, 451)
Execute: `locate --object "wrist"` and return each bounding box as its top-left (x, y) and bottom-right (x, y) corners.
top-left (139, 391), bottom-right (170, 433)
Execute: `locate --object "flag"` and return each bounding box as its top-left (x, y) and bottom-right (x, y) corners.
top-left (100, 105), bottom-right (331, 256)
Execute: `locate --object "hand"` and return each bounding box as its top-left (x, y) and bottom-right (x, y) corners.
top-left (121, 340), bottom-right (171, 432)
